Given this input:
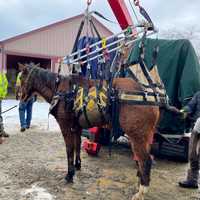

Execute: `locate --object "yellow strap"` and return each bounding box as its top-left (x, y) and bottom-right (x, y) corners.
top-left (119, 93), bottom-right (157, 102)
top-left (102, 37), bottom-right (107, 49)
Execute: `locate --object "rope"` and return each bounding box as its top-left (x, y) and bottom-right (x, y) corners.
top-left (89, 20), bottom-right (95, 38)
top-left (85, 2), bottom-right (91, 79)
top-left (47, 113), bottom-right (50, 130)
top-left (93, 11), bottom-right (139, 29)
top-left (93, 11), bottom-right (119, 25)
top-left (129, 0), bottom-right (140, 24)
top-left (90, 18), bottom-right (101, 40)
top-left (1, 105), bottom-right (18, 114)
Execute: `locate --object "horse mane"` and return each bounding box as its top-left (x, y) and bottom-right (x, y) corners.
top-left (29, 66), bottom-right (88, 92)
top-left (32, 67), bottom-right (62, 89)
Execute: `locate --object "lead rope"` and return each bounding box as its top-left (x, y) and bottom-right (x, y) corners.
top-left (47, 113), bottom-right (50, 130)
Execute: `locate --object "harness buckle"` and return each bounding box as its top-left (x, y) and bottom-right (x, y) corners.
top-left (144, 91), bottom-right (148, 100)
top-left (86, 63), bottom-right (90, 70)
top-left (155, 92), bottom-right (160, 102)
top-left (56, 76), bottom-right (60, 83)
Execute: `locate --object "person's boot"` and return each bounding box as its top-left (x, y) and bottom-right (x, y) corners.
top-left (179, 169), bottom-right (199, 189)
top-left (20, 127), bottom-right (26, 132)
top-left (0, 136), bottom-right (3, 144)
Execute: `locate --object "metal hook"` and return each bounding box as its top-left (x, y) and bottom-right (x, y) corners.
top-left (144, 91), bottom-right (148, 100)
top-left (87, 0), bottom-right (92, 5)
top-left (134, 0), bottom-right (140, 7)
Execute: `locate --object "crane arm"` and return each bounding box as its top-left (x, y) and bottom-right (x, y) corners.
top-left (107, 0), bottom-right (137, 34)
top-left (107, 0), bottom-right (154, 32)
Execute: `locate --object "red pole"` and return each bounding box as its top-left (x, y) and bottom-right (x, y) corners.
top-left (107, 0), bottom-right (137, 34)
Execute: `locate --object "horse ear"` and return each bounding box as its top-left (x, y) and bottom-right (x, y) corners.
top-left (36, 63), bottom-right (40, 68)
top-left (18, 63), bottom-right (28, 73)
top-left (18, 63), bottom-right (26, 71)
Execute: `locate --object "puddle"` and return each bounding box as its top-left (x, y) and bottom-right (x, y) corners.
top-left (21, 184), bottom-right (54, 200)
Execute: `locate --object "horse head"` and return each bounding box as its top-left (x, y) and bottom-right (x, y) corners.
top-left (18, 62), bottom-right (40, 102)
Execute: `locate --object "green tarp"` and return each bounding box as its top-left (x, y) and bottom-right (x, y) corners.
top-left (128, 38), bottom-right (200, 134)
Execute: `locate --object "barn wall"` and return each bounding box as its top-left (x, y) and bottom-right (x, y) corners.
top-left (3, 16), bottom-right (112, 58)
top-left (0, 49), bottom-right (6, 72)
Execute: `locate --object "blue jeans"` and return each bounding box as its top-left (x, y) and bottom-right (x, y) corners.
top-left (19, 97), bottom-right (34, 128)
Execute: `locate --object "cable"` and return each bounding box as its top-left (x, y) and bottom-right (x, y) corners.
top-left (93, 11), bottom-right (139, 30)
top-left (129, 0), bottom-right (140, 24)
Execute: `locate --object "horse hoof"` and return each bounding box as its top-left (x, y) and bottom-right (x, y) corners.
top-left (75, 166), bottom-right (81, 171)
top-left (64, 175), bottom-right (73, 184)
top-left (132, 193), bottom-right (144, 200)
top-left (75, 163), bottom-right (81, 171)
top-left (132, 185), bottom-right (148, 200)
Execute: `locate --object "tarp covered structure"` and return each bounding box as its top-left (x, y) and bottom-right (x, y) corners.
top-left (128, 38), bottom-right (200, 134)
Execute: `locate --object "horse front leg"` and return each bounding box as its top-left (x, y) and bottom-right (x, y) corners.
top-left (64, 131), bottom-right (75, 183)
top-left (131, 142), bottom-right (152, 200)
top-left (74, 129), bottom-right (82, 170)
top-left (132, 156), bottom-right (152, 200)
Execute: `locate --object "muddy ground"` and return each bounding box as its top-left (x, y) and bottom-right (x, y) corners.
top-left (0, 127), bottom-right (200, 200)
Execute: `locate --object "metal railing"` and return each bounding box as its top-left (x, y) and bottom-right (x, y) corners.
top-left (62, 23), bottom-right (157, 66)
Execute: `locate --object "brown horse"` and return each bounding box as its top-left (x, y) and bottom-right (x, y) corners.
top-left (19, 63), bottom-right (160, 200)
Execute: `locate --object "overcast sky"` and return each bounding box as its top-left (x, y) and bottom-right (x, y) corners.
top-left (0, 0), bottom-right (200, 41)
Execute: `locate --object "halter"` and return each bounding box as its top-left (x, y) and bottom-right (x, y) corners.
top-left (26, 66), bottom-right (36, 80)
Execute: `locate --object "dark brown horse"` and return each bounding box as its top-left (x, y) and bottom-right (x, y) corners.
top-left (19, 63), bottom-right (160, 200)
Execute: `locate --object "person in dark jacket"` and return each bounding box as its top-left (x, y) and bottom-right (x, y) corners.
top-left (179, 91), bottom-right (200, 189)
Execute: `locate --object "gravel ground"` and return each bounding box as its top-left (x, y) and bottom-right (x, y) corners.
top-left (0, 100), bottom-right (199, 200)
top-left (0, 127), bottom-right (200, 200)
